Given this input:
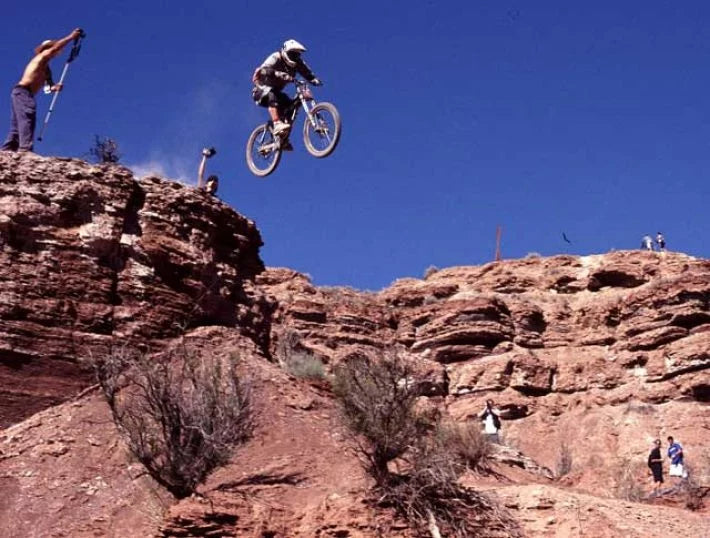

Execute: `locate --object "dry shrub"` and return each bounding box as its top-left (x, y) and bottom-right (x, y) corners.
top-left (423, 265), bottom-right (439, 279)
top-left (92, 345), bottom-right (253, 498)
top-left (333, 352), bottom-right (519, 537)
top-left (683, 483), bottom-right (705, 511)
top-left (333, 352), bottom-right (427, 482)
top-left (434, 421), bottom-right (491, 472)
top-left (680, 463), bottom-right (708, 511)
top-left (613, 457), bottom-right (644, 502)
top-left (388, 431), bottom-right (515, 537)
top-left (556, 442), bottom-right (573, 478)
top-left (89, 134), bottom-right (121, 164)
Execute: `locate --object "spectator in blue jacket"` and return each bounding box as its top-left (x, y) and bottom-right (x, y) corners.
top-left (667, 436), bottom-right (687, 483)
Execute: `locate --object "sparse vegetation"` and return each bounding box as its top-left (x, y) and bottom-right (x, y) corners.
top-left (333, 352), bottom-right (426, 481)
top-left (275, 329), bottom-right (327, 381)
top-left (423, 265), bottom-right (439, 279)
top-left (92, 345), bottom-right (253, 498)
top-left (556, 442), bottom-right (573, 478)
top-left (319, 285), bottom-right (372, 307)
top-left (681, 463), bottom-right (709, 511)
top-left (333, 352), bottom-right (518, 537)
top-left (422, 294), bottom-right (439, 305)
top-left (613, 457), bottom-right (644, 502)
top-left (285, 351), bottom-right (326, 380)
top-left (434, 421), bottom-right (491, 472)
top-left (88, 135), bottom-right (121, 164)
top-left (623, 401), bottom-right (655, 415)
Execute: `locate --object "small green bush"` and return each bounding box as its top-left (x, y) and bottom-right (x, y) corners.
top-left (286, 351), bottom-right (326, 380)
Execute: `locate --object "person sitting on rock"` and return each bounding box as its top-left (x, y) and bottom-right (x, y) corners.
top-left (641, 235), bottom-right (653, 251)
top-left (479, 399), bottom-right (502, 444)
top-left (197, 147), bottom-right (219, 196)
top-left (667, 436), bottom-right (686, 483)
top-left (647, 438), bottom-right (664, 496)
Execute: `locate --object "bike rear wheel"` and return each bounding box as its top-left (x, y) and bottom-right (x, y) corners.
top-left (246, 123), bottom-right (282, 177)
top-left (303, 102), bottom-right (341, 158)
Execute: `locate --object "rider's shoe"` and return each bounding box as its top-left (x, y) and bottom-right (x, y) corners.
top-left (272, 120), bottom-right (290, 136)
top-left (282, 141), bottom-right (294, 151)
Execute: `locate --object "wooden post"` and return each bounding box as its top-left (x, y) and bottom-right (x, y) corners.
top-left (495, 226), bottom-right (502, 262)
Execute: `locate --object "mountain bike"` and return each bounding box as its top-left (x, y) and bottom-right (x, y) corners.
top-left (246, 79), bottom-right (341, 177)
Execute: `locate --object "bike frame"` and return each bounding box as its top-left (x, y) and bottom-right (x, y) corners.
top-left (255, 79), bottom-right (319, 149)
top-left (291, 79), bottom-right (320, 130)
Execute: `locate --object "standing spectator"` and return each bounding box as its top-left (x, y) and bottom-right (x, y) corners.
top-left (656, 232), bottom-right (666, 252)
top-left (667, 436), bottom-right (687, 483)
top-left (479, 399), bottom-right (502, 444)
top-left (2, 28), bottom-right (83, 152)
top-left (647, 439), bottom-right (664, 495)
top-left (641, 235), bottom-right (653, 251)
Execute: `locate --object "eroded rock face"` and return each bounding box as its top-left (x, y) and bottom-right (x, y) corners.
top-left (260, 251), bottom-right (710, 505)
top-left (261, 251), bottom-right (710, 407)
top-left (0, 153), bottom-right (266, 426)
top-left (2, 153), bottom-right (709, 536)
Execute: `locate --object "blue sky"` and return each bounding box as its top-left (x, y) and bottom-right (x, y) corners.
top-left (2, 1), bottom-right (708, 289)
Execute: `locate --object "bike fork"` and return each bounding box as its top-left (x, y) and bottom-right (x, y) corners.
top-left (300, 97), bottom-right (319, 129)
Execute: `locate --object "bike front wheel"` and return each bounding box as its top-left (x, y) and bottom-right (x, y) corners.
top-left (303, 102), bottom-right (341, 158)
top-left (246, 123), bottom-right (282, 177)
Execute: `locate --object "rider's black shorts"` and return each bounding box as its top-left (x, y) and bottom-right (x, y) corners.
top-left (263, 90), bottom-right (291, 110)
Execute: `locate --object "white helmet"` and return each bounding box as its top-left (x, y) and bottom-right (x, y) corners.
top-left (281, 39), bottom-right (307, 67)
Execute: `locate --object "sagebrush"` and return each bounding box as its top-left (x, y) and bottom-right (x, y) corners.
top-left (333, 352), bottom-right (427, 482)
top-left (89, 135), bottom-right (121, 164)
top-left (286, 351), bottom-right (326, 380)
top-left (275, 329), bottom-right (327, 381)
top-left (333, 352), bottom-right (518, 537)
top-left (613, 457), bottom-right (644, 502)
top-left (92, 346), bottom-right (253, 497)
top-left (556, 442), bottom-right (573, 478)
top-left (681, 463), bottom-right (708, 511)
top-left (434, 421), bottom-right (491, 472)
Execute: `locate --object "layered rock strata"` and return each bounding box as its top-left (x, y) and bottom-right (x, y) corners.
top-left (0, 153), bottom-right (266, 426)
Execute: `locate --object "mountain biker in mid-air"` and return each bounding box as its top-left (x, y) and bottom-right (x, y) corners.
top-left (251, 39), bottom-right (322, 149)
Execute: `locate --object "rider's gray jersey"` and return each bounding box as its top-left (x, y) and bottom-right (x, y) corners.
top-left (254, 51), bottom-right (316, 93)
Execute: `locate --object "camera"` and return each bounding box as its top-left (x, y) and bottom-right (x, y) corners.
top-left (202, 147), bottom-right (217, 158)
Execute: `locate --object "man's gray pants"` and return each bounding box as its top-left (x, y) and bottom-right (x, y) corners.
top-left (2, 86), bottom-right (36, 152)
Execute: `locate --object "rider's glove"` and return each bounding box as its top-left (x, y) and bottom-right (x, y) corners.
top-left (311, 78), bottom-right (323, 86)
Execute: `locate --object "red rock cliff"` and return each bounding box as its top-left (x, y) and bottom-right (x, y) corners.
top-left (0, 152), bottom-right (267, 427)
top-left (1, 153), bottom-right (708, 536)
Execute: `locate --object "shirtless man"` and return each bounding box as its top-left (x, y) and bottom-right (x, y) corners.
top-left (2, 28), bottom-right (83, 152)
